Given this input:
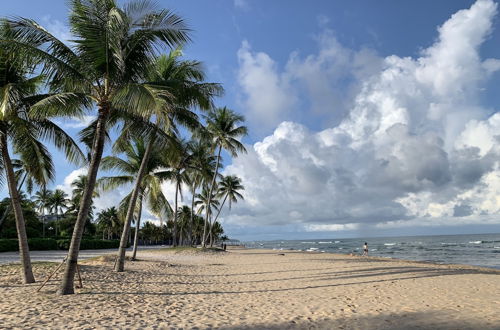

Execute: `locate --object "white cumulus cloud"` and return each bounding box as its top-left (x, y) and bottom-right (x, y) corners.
top-left (226, 0), bottom-right (500, 236)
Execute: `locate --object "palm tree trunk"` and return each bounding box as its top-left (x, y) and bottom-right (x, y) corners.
top-left (173, 183), bottom-right (179, 247)
top-left (58, 105), bottom-right (109, 295)
top-left (0, 135), bottom-right (35, 284)
top-left (212, 195), bottom-right (228, 226)
top-left (202, 145), bottom-right (222, 247)
top-left (131, 191), bottom-right (143, 261)
top-left (190, 185), bottom-right (195, 246)
top-left (115, 138), bottom-right (153, 272)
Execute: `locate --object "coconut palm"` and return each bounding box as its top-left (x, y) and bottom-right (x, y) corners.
top-left (0, 159), bottom-right (43, 230)
top-left (195, 185), bottom-right (219, 244)
top-left (32, 187), bottom-right (52, 238)
top-left (114, 50), bottom-right (222, 271)
top-left (186, 139), bottom-right (216, 244)
top-left (71, 175), bottom-right (99, 205)
top-left (49, 189), bottom-right (69, 237)
top-left (213, 175), bottom-right (244, 223)
top-left (154, 140), bottom-right (193, 247)
top-left (98, 138), bottom-right (170, 260)
top-left (201, 107), bottom-right (247, 247)
top-left (0, 27), bottom-right (83, 284)
top-left (96, 207), bottom-right (120, 240)
top-left (3, 0), bottom-right (190, 294)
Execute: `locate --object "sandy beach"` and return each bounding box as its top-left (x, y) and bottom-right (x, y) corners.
top-left (1, 248), bottom-right (499, 329)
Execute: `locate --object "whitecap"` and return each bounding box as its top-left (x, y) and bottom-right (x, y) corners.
top-left (469, 241), bottom-right (482, 244)
top-left (318, 241), bottom-right (332, 244)
top-left (384, 243), bottom-right (396, 246)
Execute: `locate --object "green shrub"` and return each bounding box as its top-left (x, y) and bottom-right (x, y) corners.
top-left (0, 238), bottom-right (122, 252)
top-left (57, 239), bottom-right (122, 250)
top-left (28, 238), bottom-right (58, 250)
top-left (0, 239), bottom-right (18, 252)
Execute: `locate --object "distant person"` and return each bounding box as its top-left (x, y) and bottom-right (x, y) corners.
top-left (363, 242), bottom-right (368, 256)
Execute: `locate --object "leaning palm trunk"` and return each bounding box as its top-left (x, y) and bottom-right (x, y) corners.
top-left (115, 139), bottom-right (153, 272)
top-left (189, 185), bottom-right (196, 246)
top-left (59, 107), bottom-right (109, 295)
top-left (212, 195), bottom-right (228, 225)
top-left (172, 183), bottom-right (179, 246)
top-left (131, 192), bottom-right (144, 261)
top-left (202, 146), bottom-right (222, 247)
top-left (0, 135), bottom-right (35, 283)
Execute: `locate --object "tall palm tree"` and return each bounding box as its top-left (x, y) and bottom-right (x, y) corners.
top-left (213, 175), bottom-right (244, 224)
top-left (0, 27), bottom-right (83, 284)
top-left (98, 138), bottom-right (169, 260)
top-left (186, 139), bottom-right (216, 245)
top-left (154, 139), bottom-right (193, 247)
top-left (49, 189), bottom-right (69, 237)
top-left (201, 107), bottom-right (247, 247)
top-left (32, 187), bottom-right (52, 238)
top-left (195, 185), bottom-right (219, 245)
top-left (114, 50), bottom-right (222, 271)
top-left (177, 205), bottom-right (198, 245)
top-left (3, 0), bottom-right (190, 294)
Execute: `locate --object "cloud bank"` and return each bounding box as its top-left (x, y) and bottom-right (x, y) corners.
top-left (226, 0), bottom-right (500, 237)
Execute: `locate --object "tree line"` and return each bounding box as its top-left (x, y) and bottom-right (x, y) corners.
top-left (0, 0), bottom-right (247, 295)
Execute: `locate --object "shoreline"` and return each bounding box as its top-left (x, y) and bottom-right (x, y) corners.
top-left (2, 245), bottom-right (500, 273)
top-left (245, 247), bottom-right (500, 273)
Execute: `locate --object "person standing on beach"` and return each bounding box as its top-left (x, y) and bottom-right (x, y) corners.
top-left (362, 242), bottom-right (368, 256)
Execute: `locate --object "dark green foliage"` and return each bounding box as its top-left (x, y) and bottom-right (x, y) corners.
top-left (0, 238), bottom-right (122, 252)
top-left (28, 238), bottom-right (59, 250)
top-left (0, 239), bottom-right (18, 252)
top-left (0, 197), bottom-right (42, 238)
top-left (56, 239), bottom-right (122, 250)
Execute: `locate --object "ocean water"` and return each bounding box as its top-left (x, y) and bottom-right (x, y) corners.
top-left (244, 233), bottom-right (500, 269)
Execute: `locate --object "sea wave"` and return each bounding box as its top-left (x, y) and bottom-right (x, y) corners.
top-left (469, 241), bottom-right (482, 244)
top-left (384, 243), bottom-right (396, 246)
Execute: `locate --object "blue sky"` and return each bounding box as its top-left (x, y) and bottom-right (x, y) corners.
top-left (2, 0), bottom-right (500, 240)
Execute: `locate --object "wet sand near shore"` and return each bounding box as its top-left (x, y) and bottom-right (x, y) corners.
top-left (1, 248), bottom-right (499, 329)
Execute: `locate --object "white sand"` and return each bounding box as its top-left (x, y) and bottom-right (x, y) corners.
top-left (1, 248), bottom-right (499, 329)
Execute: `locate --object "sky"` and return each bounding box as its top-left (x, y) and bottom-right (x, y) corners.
top-left (1, 0), bottom-right (500, 241)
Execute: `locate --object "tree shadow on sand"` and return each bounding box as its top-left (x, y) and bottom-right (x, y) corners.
top-left (217, 310), bottom-right (497, 330)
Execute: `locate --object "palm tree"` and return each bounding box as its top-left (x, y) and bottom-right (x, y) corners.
top-left (0, 27), bottom-right (83, 284)
top-left (201, 107), bottom-right (247, 247)
top-left (176, 205), bottom-right (192, 245)
top-left (186, 139), bottom-right (216, 245)
top-left (98, 138), bottom-right (169, 260)
top-left (3, 0), bottom-right (190, 294)
top-left (213, 175), bottom-right (244, 223)
top-left (96, 207), bottom-right (120, 240)
top-left (49, 189), bottom-right (69, 237)
top-left (32, 187), bottom-right (52, 238)
top-left (114, 50), bottom-right (222, 271)
top-left (71, 175), bottom-right (99, 205)
top-left (195, 185), bottom-right (219, 246)
top-left (155, 140), bottom-right (192, 247)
